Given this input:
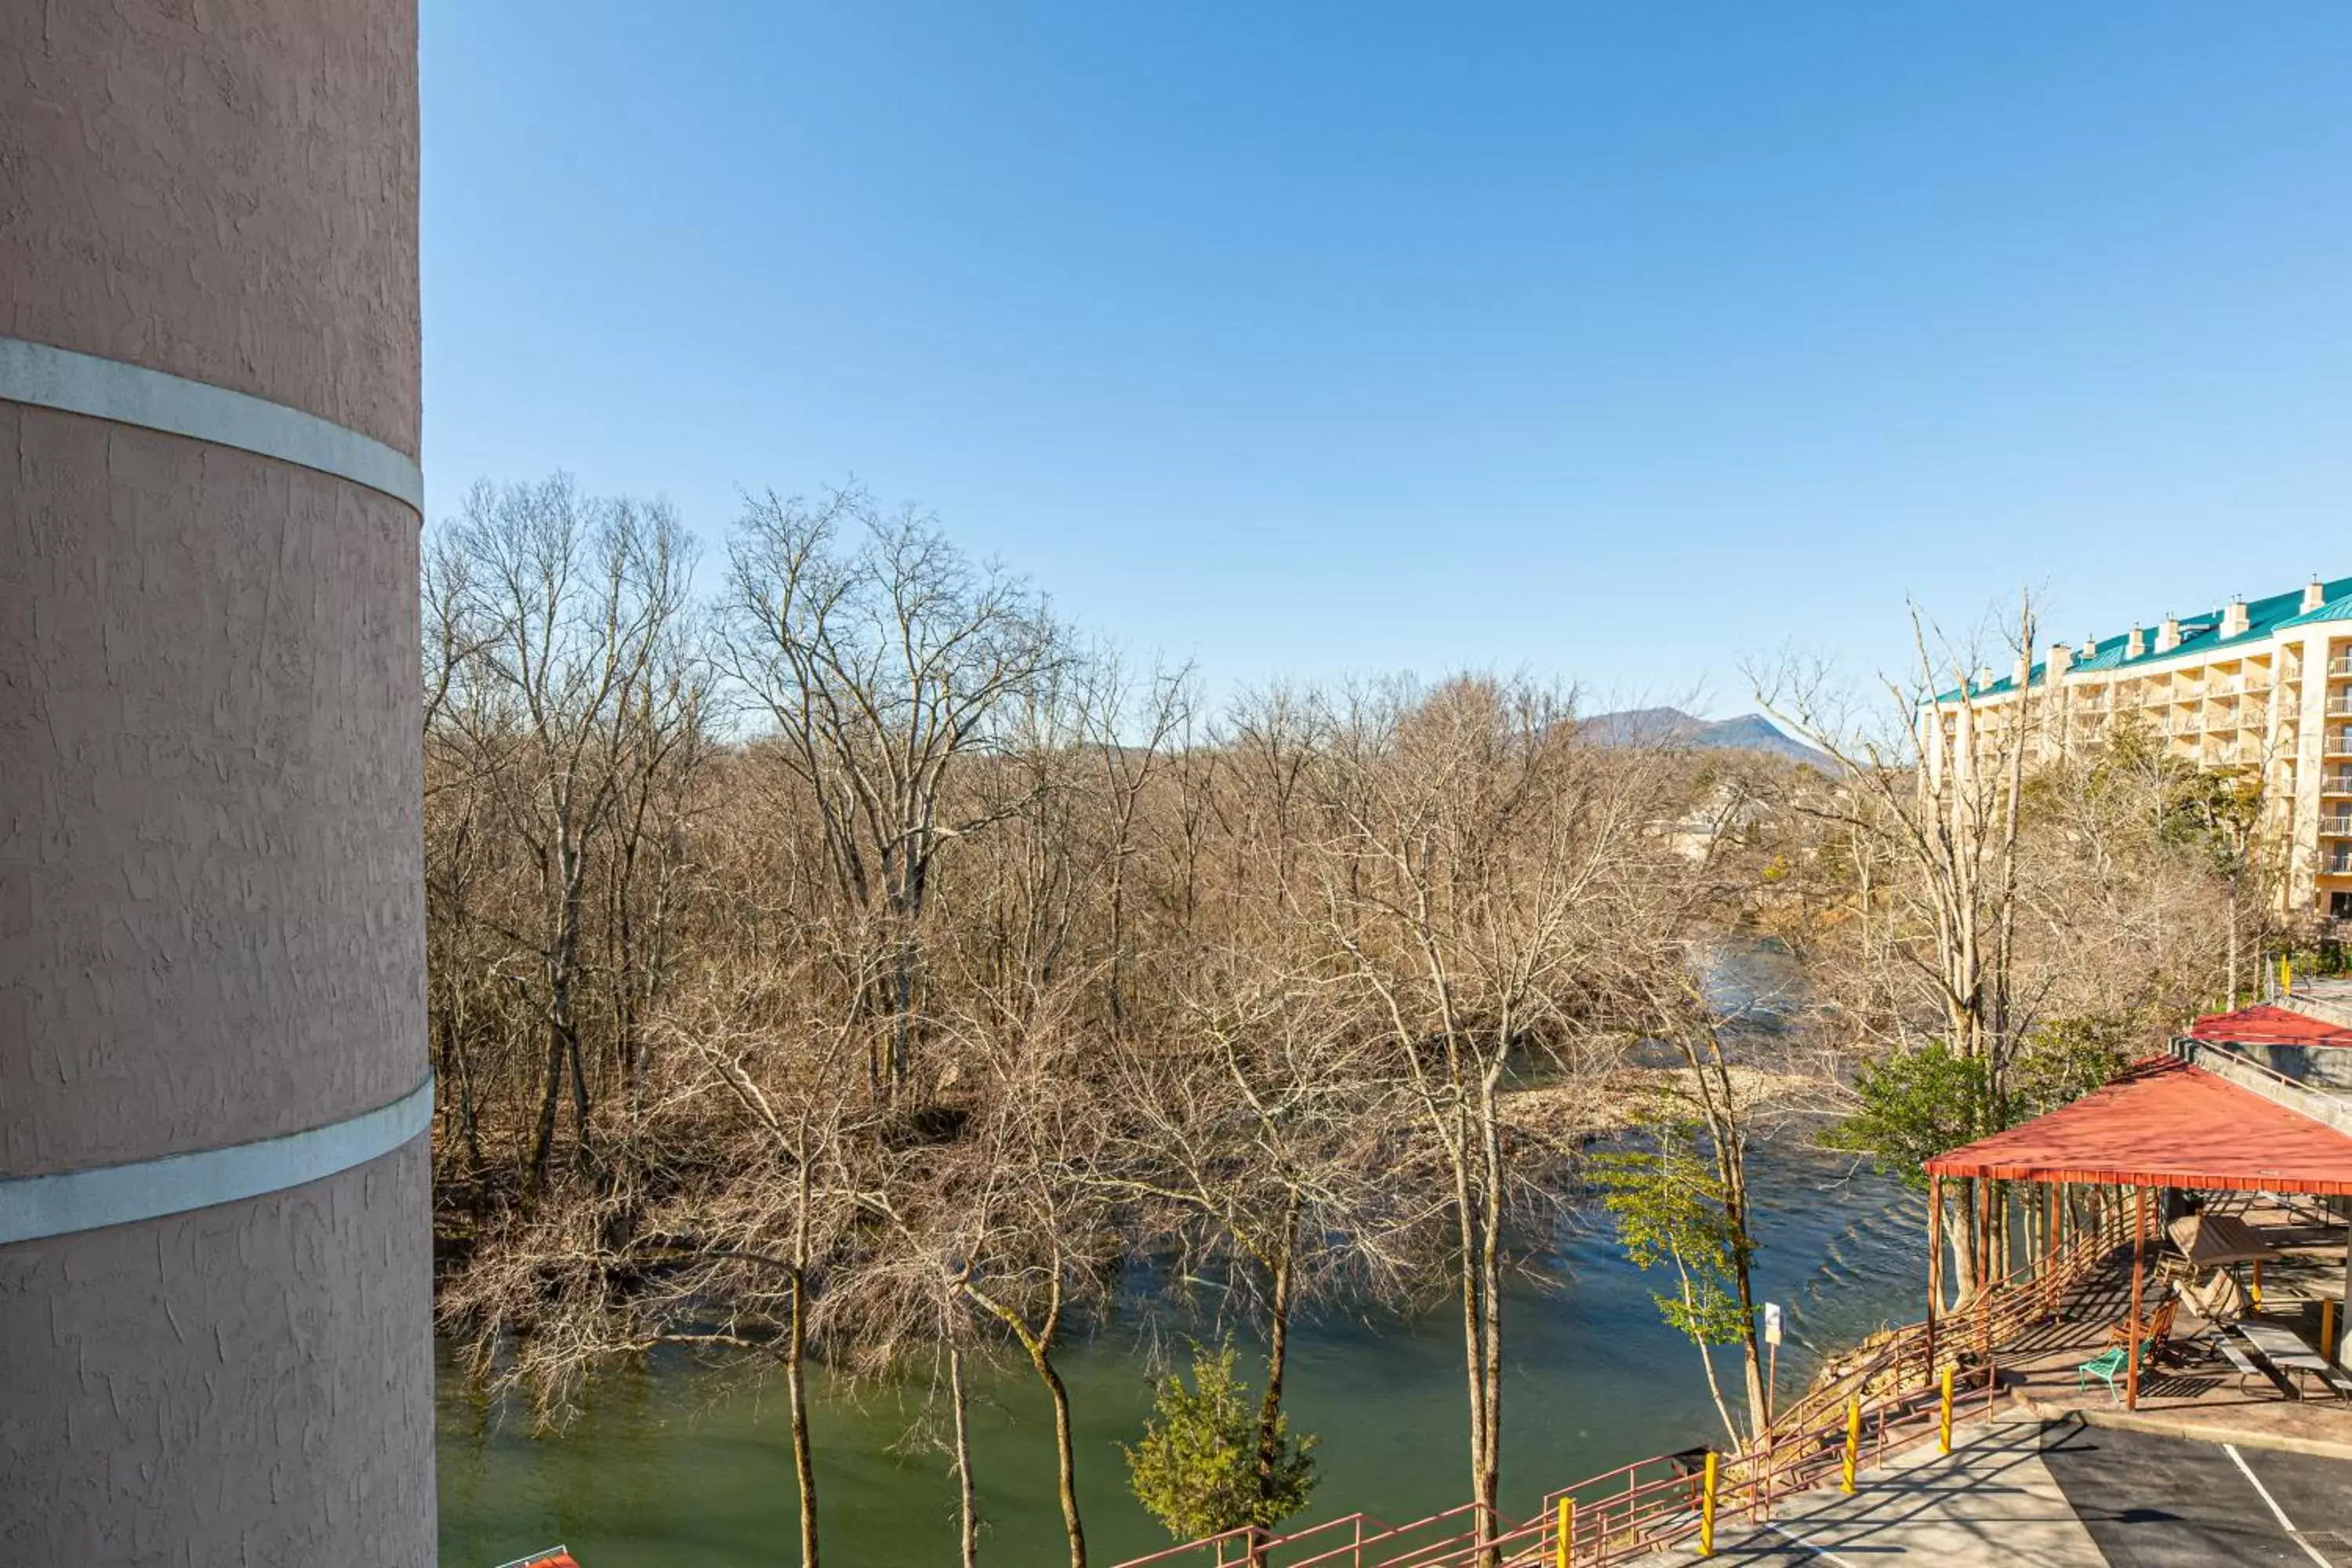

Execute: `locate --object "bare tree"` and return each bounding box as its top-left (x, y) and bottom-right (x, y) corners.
top-left (439, 942), bottom-right (876, 1568)
top-left (720, 484), bottom-right (1064, 1098)
top-left (1103, 942), bottom-right (1401, 1543)
top-left (1755, 594), bottom-right (2239, 1300)
top-left (938, 981), bottom-right (1116, 1568)
top-left (662, 960), bottom-right (878, 1568)
top-left (429, 476), bottom-right (697, 1189)
top-left (1304, 676), bottom-right (1663, 1559)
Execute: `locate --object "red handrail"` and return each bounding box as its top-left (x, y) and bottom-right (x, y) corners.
top-left (1112, 1201), bottom-right (2131, 1568)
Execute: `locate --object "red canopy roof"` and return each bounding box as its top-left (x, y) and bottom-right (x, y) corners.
top-left (1925, 1054), bottom-right (2352, 1195)
top-left (2188, 1004), bottom-right (2352, 1049)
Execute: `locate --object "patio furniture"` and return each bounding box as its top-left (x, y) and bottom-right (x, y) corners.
top-left (2180, 1266), bottom-right (2249, 1328)
top-left (2215, 1338), bottom-right (2273, 1396)
top-left (1921, 1052), bottom-right (2352, 1414)
top-left (2231, 1320), bottom-right (2348, 1402)
top-left (2105, 1295), bottom-right (2180, 1363)
top-left (2077, 1347), bottom-right (2129, 1401)
top-left (2168, 1212), bottom-right (2278, 1312)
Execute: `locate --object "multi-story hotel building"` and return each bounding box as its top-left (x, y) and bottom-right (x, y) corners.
top-left (1924, 574), bottom-right (2352, 921)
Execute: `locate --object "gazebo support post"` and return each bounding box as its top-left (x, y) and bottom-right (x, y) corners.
top-left (2338, 1241), bottom-right (2351, 1365)
top-left (1977, 1178), bottom-right (1991, 1293)
top-left (1926, 1174), bottom-right (1941, 1377)
top-left (1977, 1178), bottom-right (1993, 1359)
top-left (2126, 1185), bottom-right (2147, 1410)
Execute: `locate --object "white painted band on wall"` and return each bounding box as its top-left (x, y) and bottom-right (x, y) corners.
top-left (0, 1075), bottom-right (434, 1246)
top-left (0, 336), bottom-right (424, 513)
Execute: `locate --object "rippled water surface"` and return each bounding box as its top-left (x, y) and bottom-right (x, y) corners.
top-left (437, 1134), bottom-right (1925, 1567)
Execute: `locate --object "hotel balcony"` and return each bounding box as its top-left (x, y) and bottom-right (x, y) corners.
top-left (2326, 849), bottom-right (2352, 877)
top-left (2330, 655), bottom-right (2352, 677)
top-left (2324, 814), bottom-right (2352, 837)
top-left (2325, 770), bottom-right (2352, 797)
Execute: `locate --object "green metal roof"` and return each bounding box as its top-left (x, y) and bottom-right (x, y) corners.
top-left (2275, 593), bottom-right (2352, 630)
top-left (1935, 573), bottom-right (2352, 703)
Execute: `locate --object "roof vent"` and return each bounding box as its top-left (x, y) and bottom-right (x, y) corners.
top-left (2081, 633), bottom-right (2099, 659)
top-left (2156, 615), bottom-right (2180, 654)
top-left (2048, 641), bottom-right (2074, 677)
top-left (2305, 578), bottom-right (2328, 614)
top-left (2221, 597), bottom-right (2249, 638)
top-left (2127, 625), bottom-right (2147, 659)
top-left (1976, 665), bottom-right (1994, 692)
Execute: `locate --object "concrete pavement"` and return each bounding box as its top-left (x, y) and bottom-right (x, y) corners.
top-left (1661, 1416), bottom-right (2352, 1566)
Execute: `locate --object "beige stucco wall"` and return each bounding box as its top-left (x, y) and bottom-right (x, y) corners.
top-left (0, 1142), bottom-right (435, 1566)
top-left (0, 407), bottom-right (424, 1177)
top-left (2289, 630), bottom-right (2331, 909)
top-left (0, 1), bottom-right (430, 1561)
top-left (0, 0), bottom-right (421, 452)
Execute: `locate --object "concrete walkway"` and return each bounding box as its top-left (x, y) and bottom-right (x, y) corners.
top-left (1666, 1417), bottom-right (2105, 1566)
top-left (1664, 1416), bottom-right (2352, 1566)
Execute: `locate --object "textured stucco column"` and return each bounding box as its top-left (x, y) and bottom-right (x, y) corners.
top-left (0, 4), bottom-right (433, 1564)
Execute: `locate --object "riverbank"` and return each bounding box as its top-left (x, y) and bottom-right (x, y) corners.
top-left (1501, 1062), bottom-right (1829, 1146)
top-left (438, 1134), bottom-right (1921, 1568)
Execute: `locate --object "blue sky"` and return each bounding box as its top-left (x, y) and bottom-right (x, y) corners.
top-left (420, 4), bottom-right (2352, 713)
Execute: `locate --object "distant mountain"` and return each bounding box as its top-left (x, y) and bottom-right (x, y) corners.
top-left (1581, 706), bottom-right (1835, 771)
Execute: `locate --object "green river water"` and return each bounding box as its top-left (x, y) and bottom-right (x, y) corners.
top-left (437, 1135), bottom-right (1926, 1567)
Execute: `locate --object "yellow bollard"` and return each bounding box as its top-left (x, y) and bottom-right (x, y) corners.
top-left (1842, 1396), bottom-right (1860, 1494)
top-left (1555, 1497), bottom-right (1573, 1568)
top-left (2325, 1300), bottom-right (2339, 1363)
top-left (1939, 1363), bottom-right (1954, 1454)
top-left (1700, 1451), bottom-right (1719, 1557)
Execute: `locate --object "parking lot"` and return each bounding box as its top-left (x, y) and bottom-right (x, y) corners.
top-left (2041, 1421), bottom-right (2352, 1566)
top-left (1686, 1417), bottom-right (2352, 1566)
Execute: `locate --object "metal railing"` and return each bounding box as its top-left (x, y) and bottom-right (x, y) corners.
top-left (2174, 1036), bottom-right (2332, 1098)
top-left (1113, 1207), bottom-right (2131, 1568)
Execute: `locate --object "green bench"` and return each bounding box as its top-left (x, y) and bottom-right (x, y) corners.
top-left (2076, 1347), bottom-right (2129, 1401)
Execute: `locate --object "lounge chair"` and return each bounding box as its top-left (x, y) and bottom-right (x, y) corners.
top-left (2104, 1295), bottom-right (2180, 1364)
top-left (2180, 1267), bottom-right (2247, 1328)
top-left (2077, 1347), bottom-right (2128, 1401)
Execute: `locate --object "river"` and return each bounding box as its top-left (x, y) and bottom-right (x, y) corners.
top-left (436, 1133), bottom-right (1925, 1567)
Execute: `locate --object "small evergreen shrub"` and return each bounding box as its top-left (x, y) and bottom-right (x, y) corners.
top-left (1124, 1343), bottom-right (1316, 1542)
